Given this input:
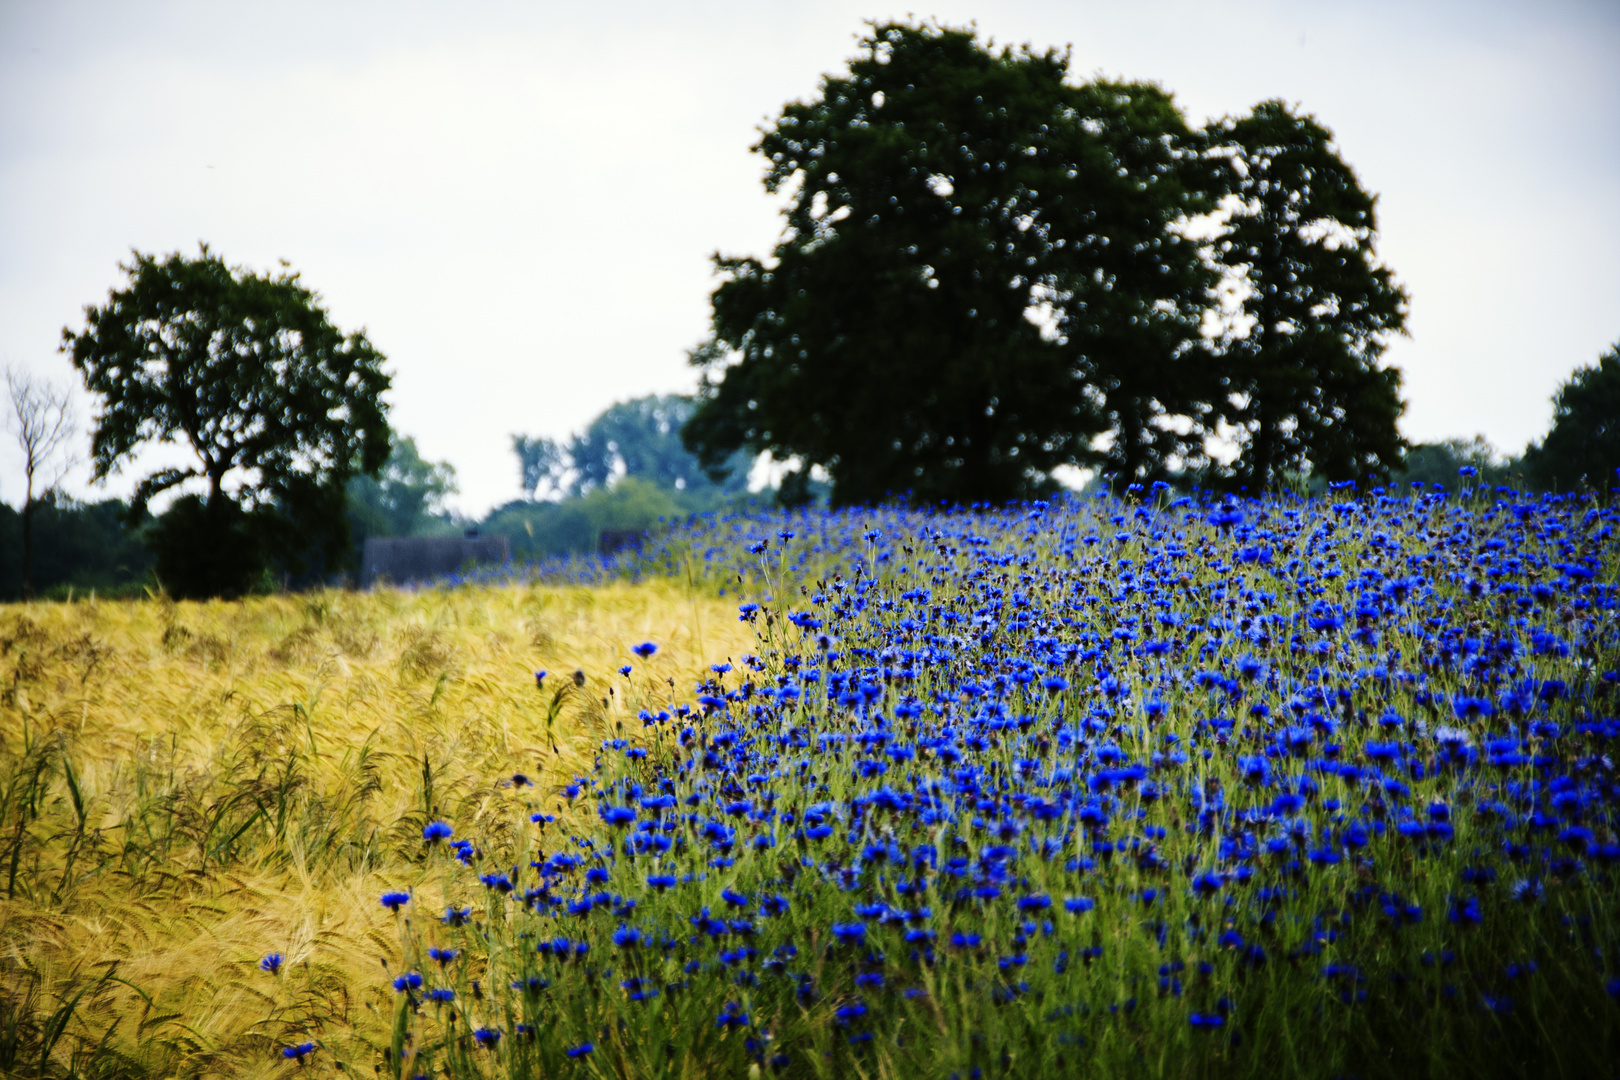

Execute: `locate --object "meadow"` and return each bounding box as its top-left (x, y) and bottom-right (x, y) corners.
top-left (2, 486), bottom-right (1618, 1079)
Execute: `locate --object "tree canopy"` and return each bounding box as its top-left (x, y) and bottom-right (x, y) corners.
top-left (683, 21), bottom-right (1408, 504)
top-left (62, 246), bottom-right (391, 596)
top-left (1211, 102), bottom-right (1409, 490)
top-left (1525, 342), bottom-right (1620, 493)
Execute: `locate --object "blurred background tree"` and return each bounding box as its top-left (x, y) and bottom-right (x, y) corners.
top-left (1397, 436), bottom-right (1520, 492)
top-left (62, 246), bottom-right (391, 598)
top-left (497, 394), bottom-right (755, 558)
top-left (346, 434), bottom-right (459, 541)
top-left (1524, 342), bottom-right (1620, 493)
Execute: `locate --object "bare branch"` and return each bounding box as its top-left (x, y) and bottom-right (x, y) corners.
top-left (5, 365), bottom-right (80, 507)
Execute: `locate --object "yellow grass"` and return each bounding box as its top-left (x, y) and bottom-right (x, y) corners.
top-left (0, 582), bottom-right (755, 1078)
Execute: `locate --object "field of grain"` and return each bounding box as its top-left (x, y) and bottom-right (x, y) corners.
top-left (4, 492), bottom-right (1618, 1080)
top-left (0, 582), bottom-right (756, 1078)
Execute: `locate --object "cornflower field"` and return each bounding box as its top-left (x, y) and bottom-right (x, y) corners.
top-left (3, 487), bottom-right (1618, 1079)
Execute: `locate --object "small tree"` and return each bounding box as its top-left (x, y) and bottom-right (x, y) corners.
top-left (1525, 343), bottom-right (1620, 493)
top-left (3, 367), bottom-right (78, 599)
top-left (62, 247), bottom-right (391, 598)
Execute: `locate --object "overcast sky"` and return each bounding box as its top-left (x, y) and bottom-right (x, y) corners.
top-left (2, 0), bottom-right (1616, 515)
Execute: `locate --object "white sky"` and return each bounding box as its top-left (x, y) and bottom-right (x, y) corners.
top-left (2, 0), bottom-right (1616, 515)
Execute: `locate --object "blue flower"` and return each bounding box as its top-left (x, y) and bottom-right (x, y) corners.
top-left (422, 821), bottom-right (454, 844)
top-left (281, 1042), bottom-right (316, 1061)
top-left (426, 988), bottom-right (455, 1003)
top-left (392, 972), bottom-right (422, 992)
top-left (831, 923), bottom-right (866, 945)
top-left (600, 806), bottom-right (637, 827)
top-left (259, 952), bottom-right (283, 975)
top-left (379, 891), bottom-right (410, 912)
top-left (633, 642), bottom-right (658, 658)
top-left (566, 1043), bottom-right (595, 1058)
top-left (473, 1027), bottom-right (501, 1047)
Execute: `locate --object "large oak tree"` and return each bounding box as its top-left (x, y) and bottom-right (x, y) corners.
top-left (63, 247), bottom-right (391, 596)
top-left (683, 22), bottom-right (1217, 505)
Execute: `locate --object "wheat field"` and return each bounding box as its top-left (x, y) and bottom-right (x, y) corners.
top-left (0, 582), bottom-right (756, 1078)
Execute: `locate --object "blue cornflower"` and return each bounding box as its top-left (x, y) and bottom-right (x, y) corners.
top-left (1188, 1012), bottom-right (1225, 1029)
top-left (1449, 896), bottom-right (1483, 927)
top-left (566, 1043), bottom-right (595, 1058)
top-left (379, 891), bottom-right (410, 912)
top-left (834, 1001), bottom-right (868, 1025)
top-left (281, 1042), bottom-right (316, 1062)
top-left (422, 821), bottom-right (454, 844)
top-left (1017, 893), bottom-right (1052, 912)
top-left (619, 665), bottom-right (632, 676)
top-left (715, 1003), bottom-right (750, 1028)
top-left (721, 888), bottom-right (751, 908)
top-left (632, 642), bottom-right (658, 658)
top-left (831, 923), bottom-right (866, 945)
top-left (1065, 897), bottom-right (1096, 914)
top-left (428, 947), bottom-right (459, 966)
top-left (442, 906), bottom-right (472, 927)
top-left (1191, 873), bottom-right (1223, 896)
top-left (392, 972), bottom-right (422, 992)
top-left (260, 952), bottom-right (283, 975)
top-left (534, 670), bottom-right (547, 687)
top-left (426, 988), bottom-right (455, 1003)
top-left (473, 1027), bottom-right (501, 1048)
top-left (647, 874), bottom-right (678, 891)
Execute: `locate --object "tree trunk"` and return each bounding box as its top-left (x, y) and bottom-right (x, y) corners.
top-left (20, 499), bottom-right (35, 601)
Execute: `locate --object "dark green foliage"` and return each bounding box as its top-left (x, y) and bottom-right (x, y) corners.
top-left (347, 434), bottom-right (459, 540)
top-left (1398, 436), bottom-right (1520, 492)
top-left (684, 23), bottom-right (1404, 505)
top-left (685, 22), bottom-right (1114, 506)
top-left (0, 496), bottom-right (152, 601)
top-left (1524, 342), bottom-right (1620, 493)
top-left (61, 246), bottom-right (392, 598)
top-left (1052, 81), bottom-right (1223, 491)
top-left (144, 494), bottom-right (275, 599)
top-left (1211, 102), bottom-right (1409, 490)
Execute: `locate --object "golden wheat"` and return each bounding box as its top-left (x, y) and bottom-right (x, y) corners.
top-left (0, 581), bottom-right (754, 1078)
